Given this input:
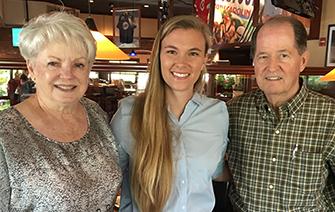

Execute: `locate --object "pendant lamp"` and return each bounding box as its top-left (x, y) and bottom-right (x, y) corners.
top-left (320, 68), bottom-right (335, 81)
top-left (85, 1), bottom-right (129, 60)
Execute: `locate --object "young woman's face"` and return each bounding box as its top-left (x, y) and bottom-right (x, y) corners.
top-left (160, 28), bottom-right (207, 97)
top-left (28, 42), bottom-right (90, 107)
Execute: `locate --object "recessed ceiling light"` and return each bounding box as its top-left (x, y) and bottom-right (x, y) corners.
top-left (89, 0), bottom-right (94, 3)
top-left (144, 4), bottom-right (149, 8)
top-left (159, 6), bottom-right (163, 9)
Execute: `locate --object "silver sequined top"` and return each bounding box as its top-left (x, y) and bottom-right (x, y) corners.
top-left (0, 98), bottom-right (122, 212)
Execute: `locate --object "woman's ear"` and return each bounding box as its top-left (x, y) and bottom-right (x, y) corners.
top-left (26, 60), bottom-right (36, 81)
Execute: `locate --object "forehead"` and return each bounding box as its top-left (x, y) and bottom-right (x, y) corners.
top-left (256, 23), bottom-right (296, 51)
top-left (38, 41), bottom-right (87, 59)
top-left (161, 28), bottom-right (206, 49)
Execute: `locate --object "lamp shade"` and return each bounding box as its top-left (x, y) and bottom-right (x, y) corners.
top-left (85, 17), bottom-right (129, 60)
top-left (320, 68), bottom-right (335, 81)
top-left (91, 31), bottom-right (130, 60)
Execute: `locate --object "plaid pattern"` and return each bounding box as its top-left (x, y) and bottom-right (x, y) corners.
top-left (227, 83), bottom-right (335, 212)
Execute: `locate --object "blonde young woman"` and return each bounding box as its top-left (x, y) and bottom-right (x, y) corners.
top-left (111, 15), bottom-right (229, 212)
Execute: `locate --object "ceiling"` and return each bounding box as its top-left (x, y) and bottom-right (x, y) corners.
top-left (39, 0), bottom-right (194, 19)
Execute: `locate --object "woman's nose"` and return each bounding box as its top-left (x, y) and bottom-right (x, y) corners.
top-left (59, 64), bottom-right (74, 78)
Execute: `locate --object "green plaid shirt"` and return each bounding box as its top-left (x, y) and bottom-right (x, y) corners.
top-left (227, 83), bottom-right (335, 212)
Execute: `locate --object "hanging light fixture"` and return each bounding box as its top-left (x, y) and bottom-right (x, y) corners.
top-left (320, 68), bottom-right (335, 81)
top-left (129, 49), bottom-right (137, 56)
top-left (85, 0), bottom-right (129, 60)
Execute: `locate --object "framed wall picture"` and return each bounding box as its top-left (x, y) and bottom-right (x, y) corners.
top-left (325, 25), bottom-right (335, 67)
top-left (113, 8), bottom-right (141, 48)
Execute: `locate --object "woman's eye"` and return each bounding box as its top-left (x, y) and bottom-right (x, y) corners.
top-left (47, 61), bottom-right (59, 67)
top-left (190, 52), bottom-right (200, 56)
top-left (75, 63), bottom-right (85, 69)
top-left (166, 50), bottom-right (177, 55)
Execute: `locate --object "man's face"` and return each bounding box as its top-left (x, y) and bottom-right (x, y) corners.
top-left (253, 23), bottom-right (309, 107)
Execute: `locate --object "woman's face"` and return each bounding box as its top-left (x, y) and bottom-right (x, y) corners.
top-left (28, 42), bottom-right (90, 107)
top-left (160, 28), bottom-right (207, 98)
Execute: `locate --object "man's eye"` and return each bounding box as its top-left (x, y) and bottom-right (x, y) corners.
top-left (280, 54), bottom-right (289, 59)
top-left (258, 55), bottom-right (268, 60)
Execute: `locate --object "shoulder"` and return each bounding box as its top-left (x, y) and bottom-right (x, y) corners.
top-left (81, 97), bottom-right (110, 123)
top-left (307, 89), bottom-right (335, 105)
top-left (195, 94), bottom-right (228, 120)
top-left (81, 97), bottom-right (105, 114)
top-left (0, 107), bottom-right (23, 146)
top-left (117, 95), bottom-right (136, 115)
top-left (0, 107), bottom-right (19, 130)
top-left (305, 89), bottom-right (335, 114)
top-left (200, 95), bottom-right (227, 111)
top-left (228, 90), bottom-right (258, 105)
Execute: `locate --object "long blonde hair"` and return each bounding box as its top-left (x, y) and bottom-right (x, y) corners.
top-left (131, 15), bottom-right (212, 212)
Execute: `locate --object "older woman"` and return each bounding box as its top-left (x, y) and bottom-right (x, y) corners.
top-left (0, 12), bottom-right (121, 211)
top-left (111, 15), bottom-right (229, 212)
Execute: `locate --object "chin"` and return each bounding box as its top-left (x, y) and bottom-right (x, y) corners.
top-left (55, 96), bottom-right (81, 104)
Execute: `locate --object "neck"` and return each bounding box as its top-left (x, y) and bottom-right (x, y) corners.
top-left (165, 89), bottom-right (194, 119)
top-left (266, 83), bottom-right (300, 109)
top-left (32, 95), bottom-right (81, 116)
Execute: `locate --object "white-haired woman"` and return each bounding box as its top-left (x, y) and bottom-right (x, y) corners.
top-left (0, 12), bottom-right (121, 211)
top-left (111, 15), bottom-right (229, 212)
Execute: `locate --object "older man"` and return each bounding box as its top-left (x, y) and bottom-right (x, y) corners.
top-left (227, 16), bottom-right (335, 211)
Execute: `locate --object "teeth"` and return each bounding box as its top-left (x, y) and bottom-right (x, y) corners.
top-left (265, 76), bottom-right (282, 80)
top-left (55, 85), bottom-right (76, 90)
top-left (172, 72), bottom-right (189, 78)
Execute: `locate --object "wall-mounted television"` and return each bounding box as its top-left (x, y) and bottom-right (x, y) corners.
top-left (12, 28), bottom-right (22, 47)
top-left (271, 0), bottom-right (315, 18)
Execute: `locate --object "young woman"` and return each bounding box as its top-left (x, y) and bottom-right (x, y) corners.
top-left (111, 15), bottom-right (229, 212)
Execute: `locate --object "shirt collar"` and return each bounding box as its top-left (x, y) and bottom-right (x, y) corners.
top-left (254, 78), bottom-right (308, 118)
top-left (191, 92), bottom-right (203, 106)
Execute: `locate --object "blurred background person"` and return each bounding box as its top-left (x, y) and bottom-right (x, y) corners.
top-left (7, 71), bottom-right (20, 106)
top-left (0, 12), bottom-right (121, 211)
top-left (19, 73), bottom-right (34, 102)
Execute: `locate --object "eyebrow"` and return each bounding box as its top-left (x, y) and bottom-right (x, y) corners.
top-left (47, 56), bottom-right (87, 61)
top-left (162, 45), bottom-right (203, 52)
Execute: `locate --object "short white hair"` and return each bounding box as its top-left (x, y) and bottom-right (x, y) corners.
top-left (19, 12), bottom-right (96, 64)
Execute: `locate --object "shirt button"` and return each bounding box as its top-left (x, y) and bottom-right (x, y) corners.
top-left (181, 180), bottom-right (185, 184)
top-left (182, 206), bottom-right (186, 210)
top-left (291, 114), bottom-right (295, 119)
top-left (269, 184), bottom-right (274, 190)
top-left (275, 130), bottom-right (280, 134)
top-left (272, 157), bottom-right (277, 162)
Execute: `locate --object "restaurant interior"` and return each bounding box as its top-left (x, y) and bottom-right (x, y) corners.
top-left (1, 0), bottom-right (334, 117)
top-left (0, 0), bottom-right (335, 210)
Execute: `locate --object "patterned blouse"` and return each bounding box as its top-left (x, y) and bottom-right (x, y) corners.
top-left (0, 98), bottom-right (122, 212)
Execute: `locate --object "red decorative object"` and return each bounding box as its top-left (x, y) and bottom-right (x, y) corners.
top-left (194, 0), bottom-right (212, 23)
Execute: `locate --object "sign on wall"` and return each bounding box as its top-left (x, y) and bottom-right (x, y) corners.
top-left (213, 0), bottom-right (254, 45)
